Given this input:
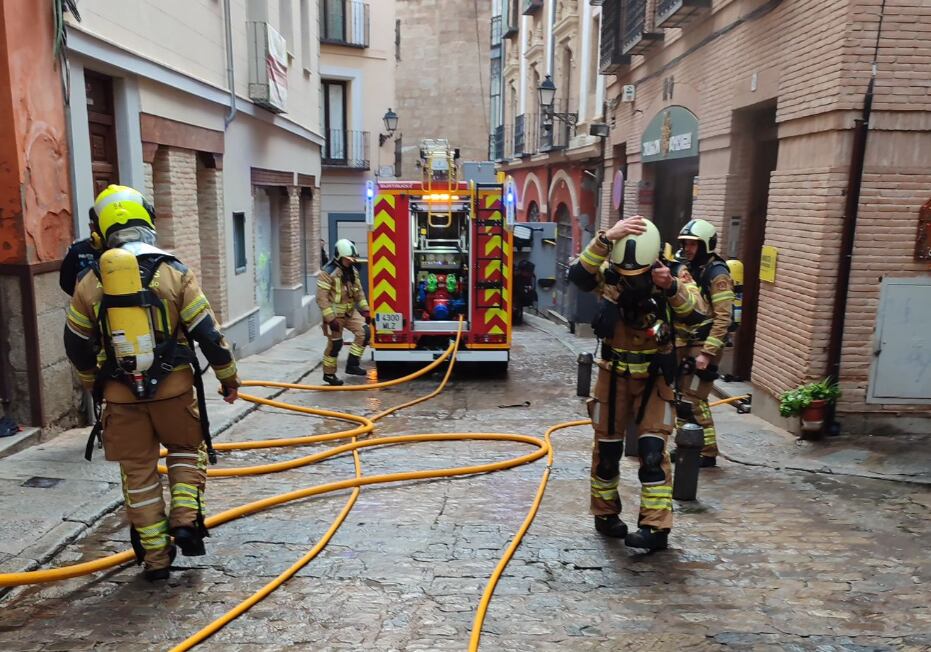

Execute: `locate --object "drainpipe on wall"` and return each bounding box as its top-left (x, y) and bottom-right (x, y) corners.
top-left (223, 0), bottom-right (237, 128)
top-left (823, 1), bottom-right (885, 435)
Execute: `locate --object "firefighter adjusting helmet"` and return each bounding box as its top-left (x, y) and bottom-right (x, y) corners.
top-left (334, 239), bottom-right (359, 262)
top-left (678, 218), bottom-right (718, 252)
top-left (93, 185), bottom-right (156, 241)
top-left (609, 219), bottom-right (661, 275)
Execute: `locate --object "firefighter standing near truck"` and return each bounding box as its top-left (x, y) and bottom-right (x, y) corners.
top-left (317, 239), bottom-right (372, 386)
top-left (569, 216), bottom-right (700, 552)
top-left (676, 219), bottom-right (736, 467)
top-left (64, 185), bottom-right (240, 581)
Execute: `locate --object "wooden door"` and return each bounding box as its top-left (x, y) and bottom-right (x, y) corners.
top-left (85, 72), bottom-right (119, 195)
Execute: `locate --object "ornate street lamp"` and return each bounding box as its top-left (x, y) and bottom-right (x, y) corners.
top-left (380, 108), bottom-right (399, 146)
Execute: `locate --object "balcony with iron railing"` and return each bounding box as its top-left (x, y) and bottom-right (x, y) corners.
top-left (622, 0), bottom-right (663, 56)
top-left (539, 99), bottom-right (576, 152)
top-left (323, 129), bottom-right (370, 170)
top-left (655, 0), bottom-right (711, 28)
top-left (320, 0), bottom-right (370, 48)
top-left (599, 0), bottom-right (631, 74)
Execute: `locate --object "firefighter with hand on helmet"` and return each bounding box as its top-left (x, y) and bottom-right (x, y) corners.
top-left (568, 216), bottom-right (704, 551)
top-left (675, 218), bottom-right (736, 466)
top-left (64, 185), bottom-right (240, 581)
top-left (317, 239), bottom-right (371, 386)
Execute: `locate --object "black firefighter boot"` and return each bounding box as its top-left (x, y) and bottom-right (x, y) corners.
top-left (594, 515), bottom-right (628, 538)
top-left (171, 525), bottom-right (207, 557)
top-left (345, 354), bottom-right (367, 376)
top-left (624, 526), bottom-right (669, 552)
top-left (323, 373), bottom-right (344, 386)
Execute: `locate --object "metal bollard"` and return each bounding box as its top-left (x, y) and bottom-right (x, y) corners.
top-left (672, 422), bottom-right (704, 501)
top-left (577, 352), bottom-right (593, 397)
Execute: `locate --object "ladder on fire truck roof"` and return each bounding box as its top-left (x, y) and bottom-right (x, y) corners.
top-left (421, 139), bottom-right (458, 231)
top-left (474, 183), bottom-right (506, 310)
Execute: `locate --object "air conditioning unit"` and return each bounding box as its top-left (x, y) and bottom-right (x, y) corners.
top-left (247, 21), bottom-right (288, 113)
top-left (622, 84), bottom-right (636, 102)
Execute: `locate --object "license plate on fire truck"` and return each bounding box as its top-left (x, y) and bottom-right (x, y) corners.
top-left (375, 312), bottom-right (403, 331)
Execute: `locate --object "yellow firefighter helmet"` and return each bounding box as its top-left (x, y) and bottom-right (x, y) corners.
top-left (609, 219), bottom-right (661, 275)
top-left (93, 185), bottom-right (156, 241)
top-left (678, 218), bottom-right (718, 252)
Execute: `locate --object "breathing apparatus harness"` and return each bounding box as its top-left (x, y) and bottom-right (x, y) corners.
top-left (590, 263), bottom-right (678, 436)
top-left (83, 252), bottom-right (218, 467)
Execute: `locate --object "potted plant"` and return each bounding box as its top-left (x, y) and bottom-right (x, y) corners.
top-left (779, 378), bottom-right (841, 432)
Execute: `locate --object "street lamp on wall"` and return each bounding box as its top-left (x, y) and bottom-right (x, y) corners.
top-left (379, 108), bottom-right (399, 147)
top-left (537, 74), bottom-right (577, 126)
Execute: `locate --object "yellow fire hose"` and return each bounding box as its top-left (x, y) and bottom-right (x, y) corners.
top-left (0, 312), bottom-right (753, 651)
top-left (0, 322), bottom-right (578, 652)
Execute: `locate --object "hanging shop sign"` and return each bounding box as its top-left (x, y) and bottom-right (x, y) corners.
top-left (641, 105), bottom-right (699, 163)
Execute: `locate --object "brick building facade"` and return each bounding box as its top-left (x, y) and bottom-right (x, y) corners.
top-left (595, 0), bottom-right (931, 433)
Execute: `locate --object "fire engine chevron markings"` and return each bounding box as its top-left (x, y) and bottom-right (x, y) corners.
top-left (372, 256), bottom-right (397, 279)
top-left (372, 232), bottom-right (397, 256)
top-left (484, 235), bottom-right (502, 256)
top-left (373, 279), bottom-right (398, 302)
top-left (484, 260), bottom-right (502, 277)
top-left (376, 193), bottom-right (397, 209)
top-left (374, 210), bottom-right (396, 232)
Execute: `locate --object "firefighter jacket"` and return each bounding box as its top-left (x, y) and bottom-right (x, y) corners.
top-left (571, 235), bottom-right (696, 379)
top-left (316, 261), bottom-right (370, 323)
top-left (65, 247), bottom-right (240, 404)
top-left (688, 254), bottom-right (735, 358)
top-left (666, 267), bottom-right (714, 347)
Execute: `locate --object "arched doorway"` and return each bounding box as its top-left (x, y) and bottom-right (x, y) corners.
top-left (527, 200), bottom-right (540, 222)
top-left (554, 202), bottom-right (573, 317)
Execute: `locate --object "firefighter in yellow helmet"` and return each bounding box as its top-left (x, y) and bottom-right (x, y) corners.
top-left (317, 239), bottom-right (371, 385)
top-left (64, 185), bottom-right (240, 581)
top-left (676, 218), bottom-right (736, 466)
top-left (568, 216), bottom-right (703, 551)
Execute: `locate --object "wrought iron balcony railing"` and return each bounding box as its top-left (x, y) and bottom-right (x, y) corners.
top-left (655, 0), bottom-right (711, 28)
top-left (622, 0), bottom-right (663, 56)
top-left (320, 0), bottom-right (370, 48)
top-left (599, 0), bottom-right (631, 74)
top-left (323, 129), bottom-right (370, 169)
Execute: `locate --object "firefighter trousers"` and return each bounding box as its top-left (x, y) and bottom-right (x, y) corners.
top-left (102, 389), bottom-right (207, 571)
top-left (587, 366), bottom-right (675, 531)
top-left (322, 312), bottom-right (369, 374)
top-left (676, 345), bottom-right (721, 458)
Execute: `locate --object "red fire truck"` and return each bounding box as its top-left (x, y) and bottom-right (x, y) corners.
top-left (365, 140), bottom-right (516, 373)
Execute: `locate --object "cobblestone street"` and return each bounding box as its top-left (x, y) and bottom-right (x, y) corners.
top-left (1, 326), bottom-right (929, 651)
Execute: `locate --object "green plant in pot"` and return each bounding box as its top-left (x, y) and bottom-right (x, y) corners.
top-left (779, 378), bottom-right (841, 431)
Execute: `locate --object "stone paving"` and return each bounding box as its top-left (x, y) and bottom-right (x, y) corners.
top-left (1, 326), bottom-right (930, 651)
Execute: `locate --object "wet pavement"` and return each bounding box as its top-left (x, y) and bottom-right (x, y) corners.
top-left (1, 326), bottom-right (930, 651)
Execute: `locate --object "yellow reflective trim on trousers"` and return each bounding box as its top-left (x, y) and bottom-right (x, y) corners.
top-left (641, 498), bottom-right (672, 511)
top-left (591, 489), bottom-right (619, 500)
top-left (711, 291), bottom-right (735, 303)
top-left (591, 475), bottom-right (619, 489)
top-left (172, 483), bottom-right (199, 496)
top-left (349, 345), bottom-right (365, 357)
top-left (67, 306), bottom-right (93, 329)
top-left (322, 307), bottom-right (336, 319)
top-left (136, 519), bottom-right (168, 537)
top-left (642, 486), bottom-right (672, 499)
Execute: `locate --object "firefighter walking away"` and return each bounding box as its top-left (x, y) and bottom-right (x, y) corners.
top-left (64, 185), bottom-right (240, 581)
top-left (317, 239), bottom-right (372, 386)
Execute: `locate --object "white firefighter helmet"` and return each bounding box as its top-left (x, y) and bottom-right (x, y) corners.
top-left (609, 220), bottom-right (661, 275)
top-left (334, 239), bottom-right (359, 262)
top-left (678, 218), bottom-right (718, 252)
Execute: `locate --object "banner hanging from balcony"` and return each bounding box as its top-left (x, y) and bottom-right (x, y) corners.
top-left (641, 105), bottom-right (699, 163)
